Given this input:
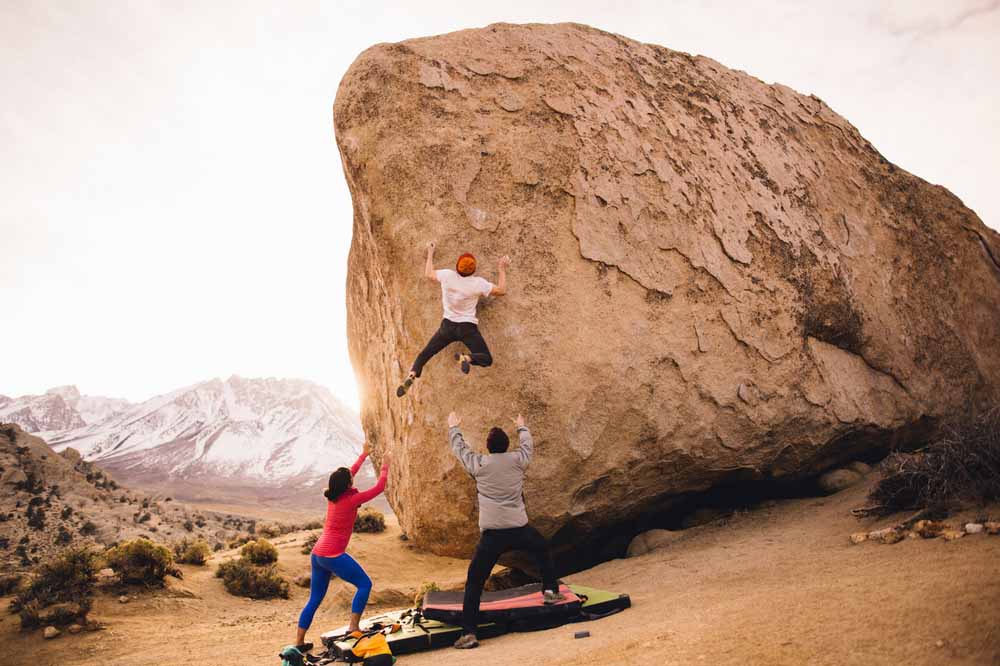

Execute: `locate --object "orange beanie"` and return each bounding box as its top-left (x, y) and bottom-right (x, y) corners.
top-left (456, 253), bottom-right (477, 276)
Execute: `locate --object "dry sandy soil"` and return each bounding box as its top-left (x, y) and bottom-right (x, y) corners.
top-left (3, 479), bottom-right (999, 666)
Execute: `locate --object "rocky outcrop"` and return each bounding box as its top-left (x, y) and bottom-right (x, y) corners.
top-left (0, 424), bottom-right (252, 571)
top-left (334, 23), bottom-right (1000, 562)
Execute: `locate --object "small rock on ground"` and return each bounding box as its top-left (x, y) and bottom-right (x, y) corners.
top-left (818, 469), bottom-right (863, 494)
top-left (627, 529), bottom-right (684, 557)
top-left (964, 523), bottom-right (984, 534)
top-left (118, 595), bottom-right (129, 604)
top-left (846, 461), bottom-right (872, 475)
top-left (43, 626), bottom-right (60, 639)
top-left (67, 624), bottom-right (82, 634)
top-left (880, 530), bottom-right (905, 545)
top-left (913, 520), bottom-right (945, 538)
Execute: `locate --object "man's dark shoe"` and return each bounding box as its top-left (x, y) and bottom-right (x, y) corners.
top-left (543, 589), bottom-right (566, 605)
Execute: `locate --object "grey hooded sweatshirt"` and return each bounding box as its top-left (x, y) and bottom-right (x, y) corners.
top-left (448, 425), bottom-right (533, 531)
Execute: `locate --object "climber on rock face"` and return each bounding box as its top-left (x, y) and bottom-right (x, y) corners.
top-left (445, 410), bottom-right (562, 650)
top-left (396, 241), bottom-right (509, 398)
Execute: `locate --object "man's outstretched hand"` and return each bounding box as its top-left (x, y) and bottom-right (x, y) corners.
top-left (512, 414), bottom-right (525, 428)
top-left (447, 411), bottom-right (462, 428)
top-left (498, 255), bottom-right (511, 269)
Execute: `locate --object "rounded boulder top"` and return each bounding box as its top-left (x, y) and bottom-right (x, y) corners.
top-left (333, 22), bottom-right (1000, 563)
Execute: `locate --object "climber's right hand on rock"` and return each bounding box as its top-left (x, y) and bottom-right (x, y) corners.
top-left (512, 414), bottom-right (525, 428)
top-left (498, 255), bottom-right (511, 269)
top-left (447, 411), bottom-right (461, 428)
top-left (427, 241), bottom-right (436, 252)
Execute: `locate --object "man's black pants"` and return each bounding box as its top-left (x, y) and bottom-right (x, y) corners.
top-left (411, 319), bottom-right (493, 377)
top-left (461, 525), bottom-right (557, 635)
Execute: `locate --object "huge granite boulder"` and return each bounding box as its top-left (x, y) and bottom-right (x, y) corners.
top-left (333, 23), bottom-right (1000, 562)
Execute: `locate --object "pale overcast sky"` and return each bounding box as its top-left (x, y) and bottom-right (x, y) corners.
top-left (1, 1), bottom-right (998, 409)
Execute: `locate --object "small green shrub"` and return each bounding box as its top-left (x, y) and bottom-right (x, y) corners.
top-left (240, 539), bottom-right (278, 565)
top-left (226, 534), bottom-right (253, 549)
top-left (299, 520), bottom-right (323, 531)
top-left (256, 523), bottom-right (282, 539)
top-left (26, 505), bottom-right (45, 530)
top-left (414, 581), bottom-right (440, 607)
top-left (105, 538), bottom-right (177, 586)
top-left (174, 539), bottom-right (211, 565)
top-left (12, 547), bottom-right (99, 628)
top-left (300, 532), bottom-right (320, 555)
top-left (354, 508), bottom-right (386, 534)
top-left (216, 559), bottom-right (289, 599)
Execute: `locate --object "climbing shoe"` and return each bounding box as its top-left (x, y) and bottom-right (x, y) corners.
top-left (453, 633), bottom-right (479, 649)
top-left (454, 353), bottom-right (471, 375)
top-left (396, 375), bottom-right (414, 397)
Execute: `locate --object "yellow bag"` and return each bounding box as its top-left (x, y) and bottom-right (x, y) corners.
top-left (350, 633), bottom-right (391, 659)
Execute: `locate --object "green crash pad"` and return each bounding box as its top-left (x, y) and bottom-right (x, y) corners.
top-left (320, 583), bottom-right (630, 656)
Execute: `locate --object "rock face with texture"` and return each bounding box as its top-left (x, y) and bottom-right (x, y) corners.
top-left (334, 23), bottom-right (1000, 562)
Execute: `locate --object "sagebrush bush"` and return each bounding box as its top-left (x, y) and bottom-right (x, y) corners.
top-left (256, 523), bottom-right (282, 538)
top-left (12, 547), bottom-right (99, 628)
top-left (863, 407), bottom-right (1000, 517)
top-left (216, 559), bottom-right (289, 599)
top-left (414, 581), bottom-right (440, 607)
top-left (0, 573), bottom-right (23, 596)
top-left (354, 508), bottom-right (386, 534)
top-left (298, 520), bottom-right (323, 531)
top-left (174, 539), bottom-right (211, 565)
top-left (241, 539), bottom-right (278, 565)
top-left (226, 534), bottom-right (254, 549)
top-left (105, 538), bottom-right (177, 586)
top-left (300, 532), bottom-right (320, 555)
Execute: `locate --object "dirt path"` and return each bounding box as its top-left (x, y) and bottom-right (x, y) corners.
top-left (3, 481), bottom-right (998, 666)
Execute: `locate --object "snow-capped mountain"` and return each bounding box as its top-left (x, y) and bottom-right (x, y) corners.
top-left (33, 376), bottom-right (364, 488)
top-left (0, 385), bottom-right (129, 432)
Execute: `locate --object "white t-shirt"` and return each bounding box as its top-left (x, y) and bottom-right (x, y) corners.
top-left (436, 269), bottom-right (494, 324)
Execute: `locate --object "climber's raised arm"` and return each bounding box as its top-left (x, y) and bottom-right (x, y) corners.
top-left (489, 255), bottom-right (510, 296)
top-left (448, 411), bottom-right (483, 476)
top-left (424, 241), bottom-right (438, 281)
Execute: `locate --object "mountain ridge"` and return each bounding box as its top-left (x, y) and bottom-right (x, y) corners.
top-left (0, 377), bottom-right (366, 506)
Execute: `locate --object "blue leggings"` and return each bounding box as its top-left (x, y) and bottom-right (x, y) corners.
top-left (298, 552), bottom-right (372, 630)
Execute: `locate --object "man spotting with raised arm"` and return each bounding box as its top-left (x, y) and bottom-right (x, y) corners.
top-left (446, 411), bottom-right (561, 650)
top-left (396, 242), bottom-right (510, 398)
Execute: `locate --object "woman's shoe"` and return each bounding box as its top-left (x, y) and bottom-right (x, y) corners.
top-left (453, 633), bottom-right (479, 649)
top-left (454, 353), bottom-right (471, 374)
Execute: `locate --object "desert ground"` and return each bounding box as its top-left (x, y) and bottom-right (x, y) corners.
top-left (2, 478), bottom-right (998, 666)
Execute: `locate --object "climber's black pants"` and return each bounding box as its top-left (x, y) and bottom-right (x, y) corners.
top-left (410, 319), bottom-right (492, 377)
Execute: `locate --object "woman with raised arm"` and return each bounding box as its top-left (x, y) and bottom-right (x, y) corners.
top-left (294, 443), bottom-right (391, 649)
